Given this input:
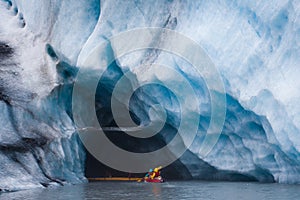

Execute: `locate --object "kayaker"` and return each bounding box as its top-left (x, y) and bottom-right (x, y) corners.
top-left (138, 166), bottom-right (164, 183)
top-left (150, 166), bottom-right (162, 179)
top-left (144, 169), bottom-right (153, 180)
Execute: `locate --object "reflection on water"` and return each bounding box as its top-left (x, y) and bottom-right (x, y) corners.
top-left (151, 183), bottom-right (161, 197)
top-left (1, 181), bottom-right (300, 200)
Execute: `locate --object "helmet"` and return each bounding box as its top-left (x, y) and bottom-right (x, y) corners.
top-left (149, 169), bottom-right (153, 172)
top-left (154, 168), bottom-right (158, 172)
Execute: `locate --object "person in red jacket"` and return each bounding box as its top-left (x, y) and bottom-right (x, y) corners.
top-left (150, 166), bottom-right (162, 179)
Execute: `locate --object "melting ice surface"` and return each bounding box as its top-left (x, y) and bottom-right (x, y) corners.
top-left (0, 0), bottom-right (300, 191)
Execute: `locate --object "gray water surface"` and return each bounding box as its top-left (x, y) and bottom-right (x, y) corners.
top-left (1, 181), bottom-right (300, 200)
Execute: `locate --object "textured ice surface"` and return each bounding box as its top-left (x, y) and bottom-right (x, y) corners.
top-left (0, 0), bottom-right (300, 190)
top-left (77, 0), bottom-right (300, 184)
top-left (0, 0), bottom-right (96, 191)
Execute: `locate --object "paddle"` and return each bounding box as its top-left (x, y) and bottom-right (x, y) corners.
top-left (137, 177), bottom-right (145, 182)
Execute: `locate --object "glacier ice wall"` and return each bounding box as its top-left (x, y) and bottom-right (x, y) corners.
top-left (0, 0), bottom-right (300, 190)
top-left (76, 0), bottom-right (300, 183)
top-left (0, 0), bottom-right (100, 191)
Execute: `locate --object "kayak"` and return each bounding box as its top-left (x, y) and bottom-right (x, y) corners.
top-left (144, 178), bottom-right (164, 183)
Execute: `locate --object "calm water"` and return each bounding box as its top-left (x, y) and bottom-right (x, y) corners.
top-left (1, 181), bottom-right (300, 200)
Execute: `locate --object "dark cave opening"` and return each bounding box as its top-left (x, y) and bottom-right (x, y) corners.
top-left (83, 61), bottom-right (189, 180)
top-left (84, 145), bottom-right (193, 180)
